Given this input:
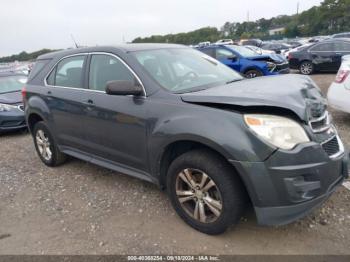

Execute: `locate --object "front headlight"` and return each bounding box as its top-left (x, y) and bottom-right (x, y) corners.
top-left (266, 62), bottom-right (276, 71)
top-left (244, 114), bottom-right (310, 150)
top-left (0, 103), bottom-right (18, 112)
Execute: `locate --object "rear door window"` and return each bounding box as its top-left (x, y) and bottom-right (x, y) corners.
top-left (200, 48), bottom-right (215, 58)
top-left (47, 55), bottom-right (86, 88)
top-left (215, 48), bottom-right (234, 60)
top-left (311, 43), bottom-right (334, 52)
top-left (334, 42), bottom-right (350, 52)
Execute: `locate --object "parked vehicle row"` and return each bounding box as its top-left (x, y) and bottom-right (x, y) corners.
top-left (201, 34), bottom-right (350, 75)
top-left (22, 44), bottom-right (348, 235)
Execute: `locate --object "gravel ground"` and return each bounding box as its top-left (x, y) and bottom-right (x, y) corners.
top-left (0, 73), bottom-right (349, 255)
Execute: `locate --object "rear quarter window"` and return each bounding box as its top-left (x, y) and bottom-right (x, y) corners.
top-left (28, 59), bottom-right (50, 81)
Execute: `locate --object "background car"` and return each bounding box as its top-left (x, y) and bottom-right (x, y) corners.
top-left (241, 39), bottom-right (263, 47)
top-left (0, 72), bottom-right (27, 133)
top-left (197, 44), bottom-right (289, 78)
top-left (331, 32), bottom-right (350, 39)
top-left (197, 41), bottom-right (211, 47)
top-left (216, 39), bottom-right (234, 45)
top-left (327, 55), bottom-right (350, 114)
top-left (261, 42), bottom-right (291, 55)
top-left (288, 38), bottom-right (350, 75)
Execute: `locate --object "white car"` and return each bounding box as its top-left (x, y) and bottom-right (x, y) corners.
top-left (327, 55), bottom-right (350, 113)
top-left (216, 39), bottom-right (234, 45)
top-left (197, 41), bottom-right (211, 47)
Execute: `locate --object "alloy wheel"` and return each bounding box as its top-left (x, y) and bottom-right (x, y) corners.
top-left (300, 62), bottom-right (313, 75)
top-left (36, 129), bottom-right (52, 161)
top-left (175, 168), bottom-right (223, 223)
top-left (246, 72), bottom-right (257, 78)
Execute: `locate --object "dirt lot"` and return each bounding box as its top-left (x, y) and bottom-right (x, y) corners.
top-left (0, 73), bottom-right (350, 255)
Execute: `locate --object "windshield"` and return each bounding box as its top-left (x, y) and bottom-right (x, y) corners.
top-left (0, 75), bottom-right (27, 94)
top-left (132, 48), bottom-right (243, 93)
top-left (226, 45), bottom-right (258, 57)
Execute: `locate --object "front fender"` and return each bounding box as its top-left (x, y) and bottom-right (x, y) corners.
top-left (147, 103), bottom-right (275, 177)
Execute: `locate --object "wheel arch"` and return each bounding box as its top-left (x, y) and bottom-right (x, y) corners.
top-left (157, 139), bottom-right (245, 192)
top-left (242, 66), bottom-right (264, 75)
top-left (27, 112), bottom-right (45, 133)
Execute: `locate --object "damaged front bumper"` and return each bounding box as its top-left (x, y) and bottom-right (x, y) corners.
top-left (230, 141), bottom-right (349, 226)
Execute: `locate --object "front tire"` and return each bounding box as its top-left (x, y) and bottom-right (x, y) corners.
top-left (299, 61), bottom-right (314, 75)
top-left (244, 69), bottom-right (263, 78)
top-left (167, 149), bottom-right (246, 235)
top-left (33, 121), bottom-right (66, 167)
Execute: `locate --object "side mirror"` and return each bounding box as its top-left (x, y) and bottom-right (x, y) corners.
top-left (228, 55), bottom-right (238, 61)
top-left (105, 80), bottom-right (143, 96)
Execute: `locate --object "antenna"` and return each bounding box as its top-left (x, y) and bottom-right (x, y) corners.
top-left (297, 1), bottom-right (300, 15)
top-left (70, 34), bottom-right (79, 48)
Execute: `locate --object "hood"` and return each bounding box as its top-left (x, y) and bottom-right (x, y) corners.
top-left (247, 53), bottom-right (286, 64)
top-left (181, 75), bottom-right (326, 122)
top-left (0, 91), bottom-right (22, 105)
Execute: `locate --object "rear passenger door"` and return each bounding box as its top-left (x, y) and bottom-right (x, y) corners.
top-left (45, 54), bottom-right (91, 152)
top-left (83, 53), bottom-right (149, 173)
top-left (309, 43), bottom-right (336, 71)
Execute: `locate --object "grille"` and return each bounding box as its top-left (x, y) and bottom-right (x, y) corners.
top-left (309, 111), bottom-right (330, 133)
top-left (274, 63), bottom-right (289, 73)
top-left (321, 136), bottom-right (340, 157)
top-left (275, 63), bottom-right (289, 70)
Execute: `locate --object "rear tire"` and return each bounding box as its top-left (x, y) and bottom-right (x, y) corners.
top-left (245, 69), bottom-right (263, 78)
top-left (299, 61), bottom-right (314, 75)
top-left (33, 121), bottom-right (66, 167)
top-left (167, 149), bottom-right (246, 235)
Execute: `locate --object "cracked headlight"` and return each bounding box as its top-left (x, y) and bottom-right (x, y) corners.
top-left (0, 103), bottom-right (18, 112)
top-left (244, 114), bottom-right (310, 150)
top-left (266, 62), bottom-right (276, 71)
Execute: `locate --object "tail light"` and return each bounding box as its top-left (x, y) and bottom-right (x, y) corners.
top-left (335, 70), bottom-right (350, 83)
top-left (288, 53), bottom-right (293, 60)
top-left (21, 86), bottom-right (27, 106)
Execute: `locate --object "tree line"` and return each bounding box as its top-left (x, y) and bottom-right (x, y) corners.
top-left (132, 0), bottom-right (350, 44)
top-left (0, 49), bottom-right (58, 63)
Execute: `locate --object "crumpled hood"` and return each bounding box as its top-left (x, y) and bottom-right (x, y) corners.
top-left (181, 74), bottom-right (327, 122)
top-left (247, 53), bottom-right (286, 64)
top-left (0, 91), bottom-right (22, 105)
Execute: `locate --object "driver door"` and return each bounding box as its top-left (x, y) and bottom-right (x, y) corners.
top-left (83, 53), bottom-right (149, 172)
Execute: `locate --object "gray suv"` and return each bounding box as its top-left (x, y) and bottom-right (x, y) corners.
top-left (24, 44), bottom-right (349, 235)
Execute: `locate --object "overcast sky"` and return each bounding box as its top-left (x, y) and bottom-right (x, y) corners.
top-left (0, 0), bottom-right (322, 56)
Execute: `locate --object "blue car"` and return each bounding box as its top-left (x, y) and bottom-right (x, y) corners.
top-left (196, 44), bottom-right (290, 78)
